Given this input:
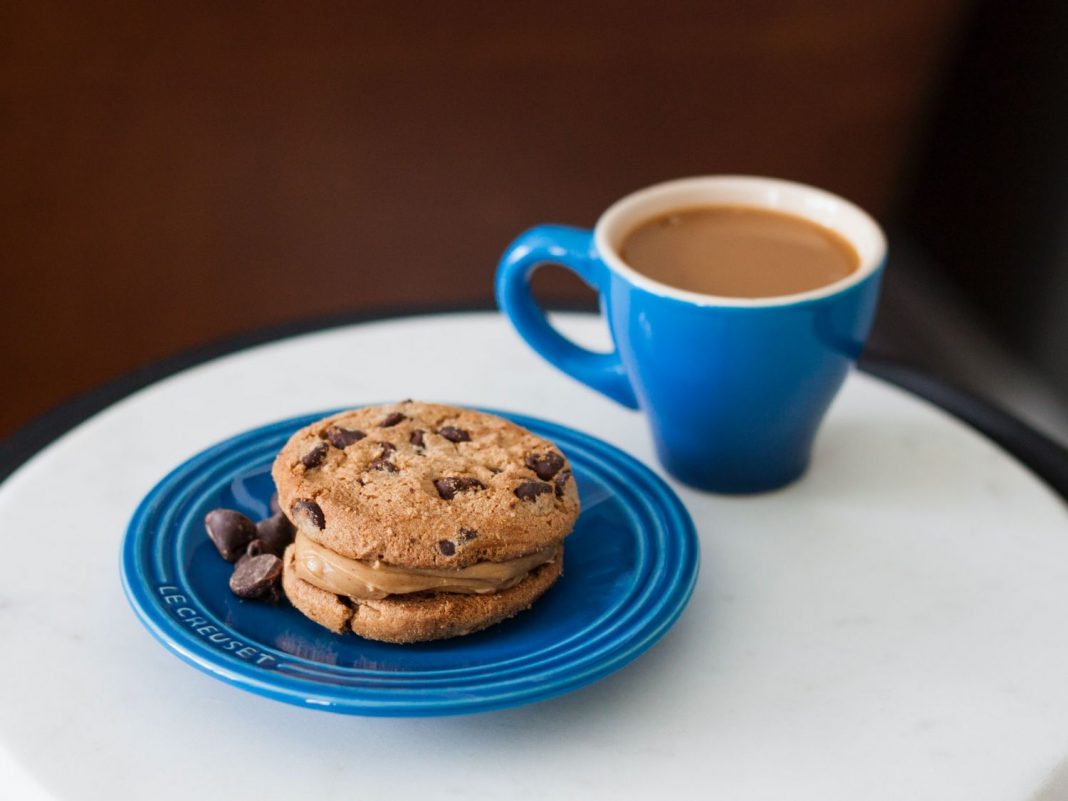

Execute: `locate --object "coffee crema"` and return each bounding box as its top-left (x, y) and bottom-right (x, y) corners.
top-left (620, 205), bottom-right (860, 299)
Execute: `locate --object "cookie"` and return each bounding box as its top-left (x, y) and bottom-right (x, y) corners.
top-left (271, 401), bottom-right (579, 569)
top-left (272, 402), bottom-right (579, 642)
top-left (281, 544), bottom-right (564, 643)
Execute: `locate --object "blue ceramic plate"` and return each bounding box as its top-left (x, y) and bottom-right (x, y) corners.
top-left (121, 409), bottom-right (699, 717)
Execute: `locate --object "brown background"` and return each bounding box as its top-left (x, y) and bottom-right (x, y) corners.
top-left (1, 1), bottom-right (966, 437)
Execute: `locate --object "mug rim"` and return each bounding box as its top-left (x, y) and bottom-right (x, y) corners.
top-left (593, 175), bottom-right (887, 308)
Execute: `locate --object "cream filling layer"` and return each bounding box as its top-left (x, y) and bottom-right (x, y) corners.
top-left (292, 532), bottom-right (560, 600)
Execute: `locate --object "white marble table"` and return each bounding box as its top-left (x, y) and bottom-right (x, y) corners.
top-left (2, 312), bottom-right (1068, 801)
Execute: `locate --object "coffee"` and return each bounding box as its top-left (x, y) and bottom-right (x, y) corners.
top-left (621, 205), bottom-right (860, 298)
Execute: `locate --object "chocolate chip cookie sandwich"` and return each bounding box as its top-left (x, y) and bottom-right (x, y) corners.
top-left (272, 401), bottom-right (579, 643)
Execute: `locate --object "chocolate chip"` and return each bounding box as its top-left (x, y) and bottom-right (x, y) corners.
top-left (229, 553), bottom-right (283, 599)
top-left (256, 512), bottom-right (295, 555)
top-left (380, 412), bottom-right (406, 427)
top-left (554, 469), bottom-right (572, 498)
top-left (325, 425), bottom-right (366, 448)
top-left (264, 582), bottom-right (286, 605)
top-left (433, 476), bottom-right (485, 500)
top-left (459, 527), bottom-right (478, 541)
top-left (437, 539), bottom-right (456, 556)
top-left (437, 426), bottom-right (470, 443)
top-left (409, 429), bottom-right (425, 448)
top-left (514, 480), bottom-right (552, 501)
top-left (269, 493), bottom-right (280, 515)
top-left (204, 509), bottom-right (257, 562)
top-left (291, 499), bottom-right (325, 529)
top-left (525, 451), bottom-right (565, 481)
top-left (301, 442), bottom-right (328, 469)
top-left (235, 538), bottom-right (266, 569)
top-left (369, 441), bottom-right (398, 472)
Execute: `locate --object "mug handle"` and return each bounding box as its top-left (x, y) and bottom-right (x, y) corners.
top-left (495, 225), bottom-right (639, 409)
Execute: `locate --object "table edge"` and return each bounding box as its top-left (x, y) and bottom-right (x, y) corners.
top-left (3, 303), bottom-right (1067, 500)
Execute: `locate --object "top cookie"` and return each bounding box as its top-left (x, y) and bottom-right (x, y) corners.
top-left (271, 402), bottom-right (580, 569)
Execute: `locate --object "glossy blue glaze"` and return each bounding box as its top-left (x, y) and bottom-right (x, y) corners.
top-left (121, 409), bottom-right (699, 717)
top-left (497, 225), bottom-right (883, 493)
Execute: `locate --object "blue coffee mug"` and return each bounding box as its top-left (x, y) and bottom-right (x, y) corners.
top-left (496, 176), bottom-right (886, 493)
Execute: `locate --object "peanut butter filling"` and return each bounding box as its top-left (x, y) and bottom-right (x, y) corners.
top-left (292, 532), bottom-right (561, 600)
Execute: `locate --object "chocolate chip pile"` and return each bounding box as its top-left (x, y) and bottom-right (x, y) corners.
top-left (204, 494), bottom-right (294, 601)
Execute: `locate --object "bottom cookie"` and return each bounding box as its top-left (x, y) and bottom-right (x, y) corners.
top-left (281, 544), bottom-right (564, 643)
